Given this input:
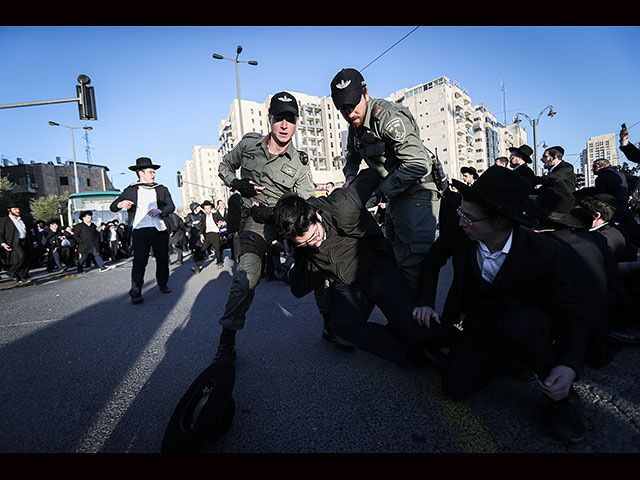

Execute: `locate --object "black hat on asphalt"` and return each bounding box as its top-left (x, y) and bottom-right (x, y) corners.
top-left (161, 359), bottom-right (236, 453)
top-left (128, 157), bottom-right (161, 171)
top-left (269, 91), bottom-right (299, 117)
top-left (330, 68), bottom-right (366, 109)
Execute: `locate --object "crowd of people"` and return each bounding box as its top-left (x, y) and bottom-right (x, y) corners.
top-left (2, 68), bottom-right (640, 448)
top-left (0, 207), bottom-right (128, 283)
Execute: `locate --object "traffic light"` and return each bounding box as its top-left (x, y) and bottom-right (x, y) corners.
top-left (177, 172), bottom-right (183, 187)
top-left (76, 74), bottom-right (97, 121)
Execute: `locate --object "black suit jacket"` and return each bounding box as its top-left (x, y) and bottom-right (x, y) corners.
top-left (109, 183), bottom-right (175, 227)
top-left (621, 143), bottom-right (640, 164)
top-left (73, 221), bottom-right (101, 255)
top-left (541, 229), bottom-right (615, 367)
top-left (536, 160), bottom-right (576, 194)
top-left (513, 163), bottom-right (537, 187)
top-left (418, 222), bottom-right (587, 378)
top-left (0, 216), bottom-right (32, 250)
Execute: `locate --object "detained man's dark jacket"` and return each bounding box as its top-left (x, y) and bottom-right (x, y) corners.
top-left (289, 168), bottom-right (392, 297)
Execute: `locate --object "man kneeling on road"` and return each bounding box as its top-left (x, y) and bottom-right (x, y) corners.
top-left (273, 168), bottom-right (456, 367)
top-left (412, 165), bottom-right (590, 445)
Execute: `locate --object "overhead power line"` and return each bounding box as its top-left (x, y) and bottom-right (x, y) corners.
top-left (361, 26), bottom-right (420, 72)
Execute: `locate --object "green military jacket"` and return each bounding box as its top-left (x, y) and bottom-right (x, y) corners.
top-left (343, 97), bottom-right (437, 199)
top-left (219, 132), bottom-right (316, 239)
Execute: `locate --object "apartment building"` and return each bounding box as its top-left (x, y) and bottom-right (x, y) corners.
top-left (182, 76), bottom-right (526, 203)
top-left (388, 76), bottom-right (527, 182)
top-left (579, 132), bottom-right (620, 187)
top-left (179, 145), bottom-right (227, 209)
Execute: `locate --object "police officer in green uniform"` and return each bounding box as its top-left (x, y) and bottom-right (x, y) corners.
top-left (330, 68), bottom-right (440, 297)
top-left (214, 91), bottom-right (316, 362)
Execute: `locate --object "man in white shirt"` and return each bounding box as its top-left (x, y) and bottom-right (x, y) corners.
top-left (192, 200), bottom-right (224, 273)
top-left (0, 204), bottom-right (34, 283)
top-left (110, 157), bottom-right (175, 304)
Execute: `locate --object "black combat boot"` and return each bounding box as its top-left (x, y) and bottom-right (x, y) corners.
top-left (213, 328), bottom-right (237, 362)
top-left (322, 317), bottom-right (355, 352)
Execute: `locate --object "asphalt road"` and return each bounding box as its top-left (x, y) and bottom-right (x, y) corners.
top-left (1, 250), bottom-right (639, 453)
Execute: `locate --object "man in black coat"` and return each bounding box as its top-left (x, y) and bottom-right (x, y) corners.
top-left (274, 168), bottom-right (457, 367)
top-left (192, 200), bottom-right (224, 272)
top-left (166, 212), bottom-right (186, 265)
top-left (524, 188), bottom-right (619, 369)
top-left (110, 157), bottom-right (175, 304)
top-left (535, 145), bottom-right (576, 195)
top-left (184, 202), bottom-right (204, 252)
top-left (73, 211), bottom-right (114, 274)
top-left (413, 166), bottom-right (589, 445)
top-left (0, 204), bottom-right (34, 283)
top-left (42, 219), bottom-right (66, 272)
top-left (509, 144), bottom-right (537, 187)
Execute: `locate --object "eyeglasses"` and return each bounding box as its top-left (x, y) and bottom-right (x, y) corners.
top-left (457, 206), bottom-right (493, 226)
top-left (295, 222), bottom-right (323, 247)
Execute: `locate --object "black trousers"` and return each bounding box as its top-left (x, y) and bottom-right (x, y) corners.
top-left (194, 232), bottom-right (222, 267)
top-left (6, 238), bottom-right (31, 280)
top-left (442, 306), bottom-right (555, 401)
top-left (329, 255), bottom-right (458, 364)
top-left (131, 227), bottom-right (170, 294)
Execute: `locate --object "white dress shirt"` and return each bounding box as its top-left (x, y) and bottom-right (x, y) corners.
top-left (475, 229), bottom-right (513, 283)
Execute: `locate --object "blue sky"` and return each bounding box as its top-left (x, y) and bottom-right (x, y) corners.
top-left (1, 25), bottom-right (639, 207)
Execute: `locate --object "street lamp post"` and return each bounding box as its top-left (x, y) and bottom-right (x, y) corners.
top-left (49, 121), bottom-right (93, 193)
top-left (514, 106), bottom-right (557, 176)
top-left (212, 45), bottom-right (258, 139)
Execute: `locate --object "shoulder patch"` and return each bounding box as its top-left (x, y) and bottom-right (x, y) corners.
top-left (297, 150), bottom-right (309, 166)
top-left (384, 117), bottom-right (406, 142)
top-left (372, 104), bottom-right (384, 120)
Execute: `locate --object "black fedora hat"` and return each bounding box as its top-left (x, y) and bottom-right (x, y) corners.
top-left (508, 144), bottom-right (534, 164)
top-left (128, 156), bottom-right (161, 171)
top-left (161, 359), bottom-right (236, 453)
top-left (460, 166), bottom-right (479, 179)
top-left (452, 165), bottom-right (536, 227)
top-left (524, 187), bottom-right (585, 229)
top-left (201, 200), bottom-right (215, 208)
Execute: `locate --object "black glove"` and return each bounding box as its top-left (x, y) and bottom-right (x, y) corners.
top-left (250, 204), bottom-right (274, 223)
top-left (231, 178), bottom-right (258, 198)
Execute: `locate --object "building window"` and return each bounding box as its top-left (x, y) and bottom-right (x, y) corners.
top-left (59, 176), bottom-right (69, 185)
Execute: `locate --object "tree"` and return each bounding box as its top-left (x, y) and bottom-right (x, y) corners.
top-left (0, 176), bottom-right (16, 213)
top-left (30, 193), bottom-right (69, 224)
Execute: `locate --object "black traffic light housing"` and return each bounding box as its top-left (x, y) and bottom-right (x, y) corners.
top-left (177, 172), bottom-right (183, 187)
top-left (76, 74), bottom-right (97, 120)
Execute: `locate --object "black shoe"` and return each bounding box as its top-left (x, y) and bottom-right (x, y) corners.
top-left (191, 266), bottom-right (201, 274)
top-left (129, 288), bottom-right (143, 305)
top-left (159, 286), bottom-right (171, 294)
top-left (608, 324), bottom-right (640, 344)
top-left (542, 388), bottom-right (593, 445)
top-left (322, 326), bottom-right (355, 352)
top-left (213, 328), bottom-right (237, 362)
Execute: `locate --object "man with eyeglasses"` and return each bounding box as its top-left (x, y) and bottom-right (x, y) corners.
top-left (273, 168), bottom-right (456, 368)
top-left (413, 165), bottom-right (590, 445)
top-left (213, 91), bottom-right (316, 363)
top-left (330, 68), bottom-right (441, 299)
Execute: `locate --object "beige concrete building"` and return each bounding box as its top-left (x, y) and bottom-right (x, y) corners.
top-left (580, 132), bottom-right (620, 187)
top-left (179, 145), bottom-right (227, 209)
top-left (388, 76), bottom-right (526, 182)
top-left (181, 76), bottom-right (525, 203)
